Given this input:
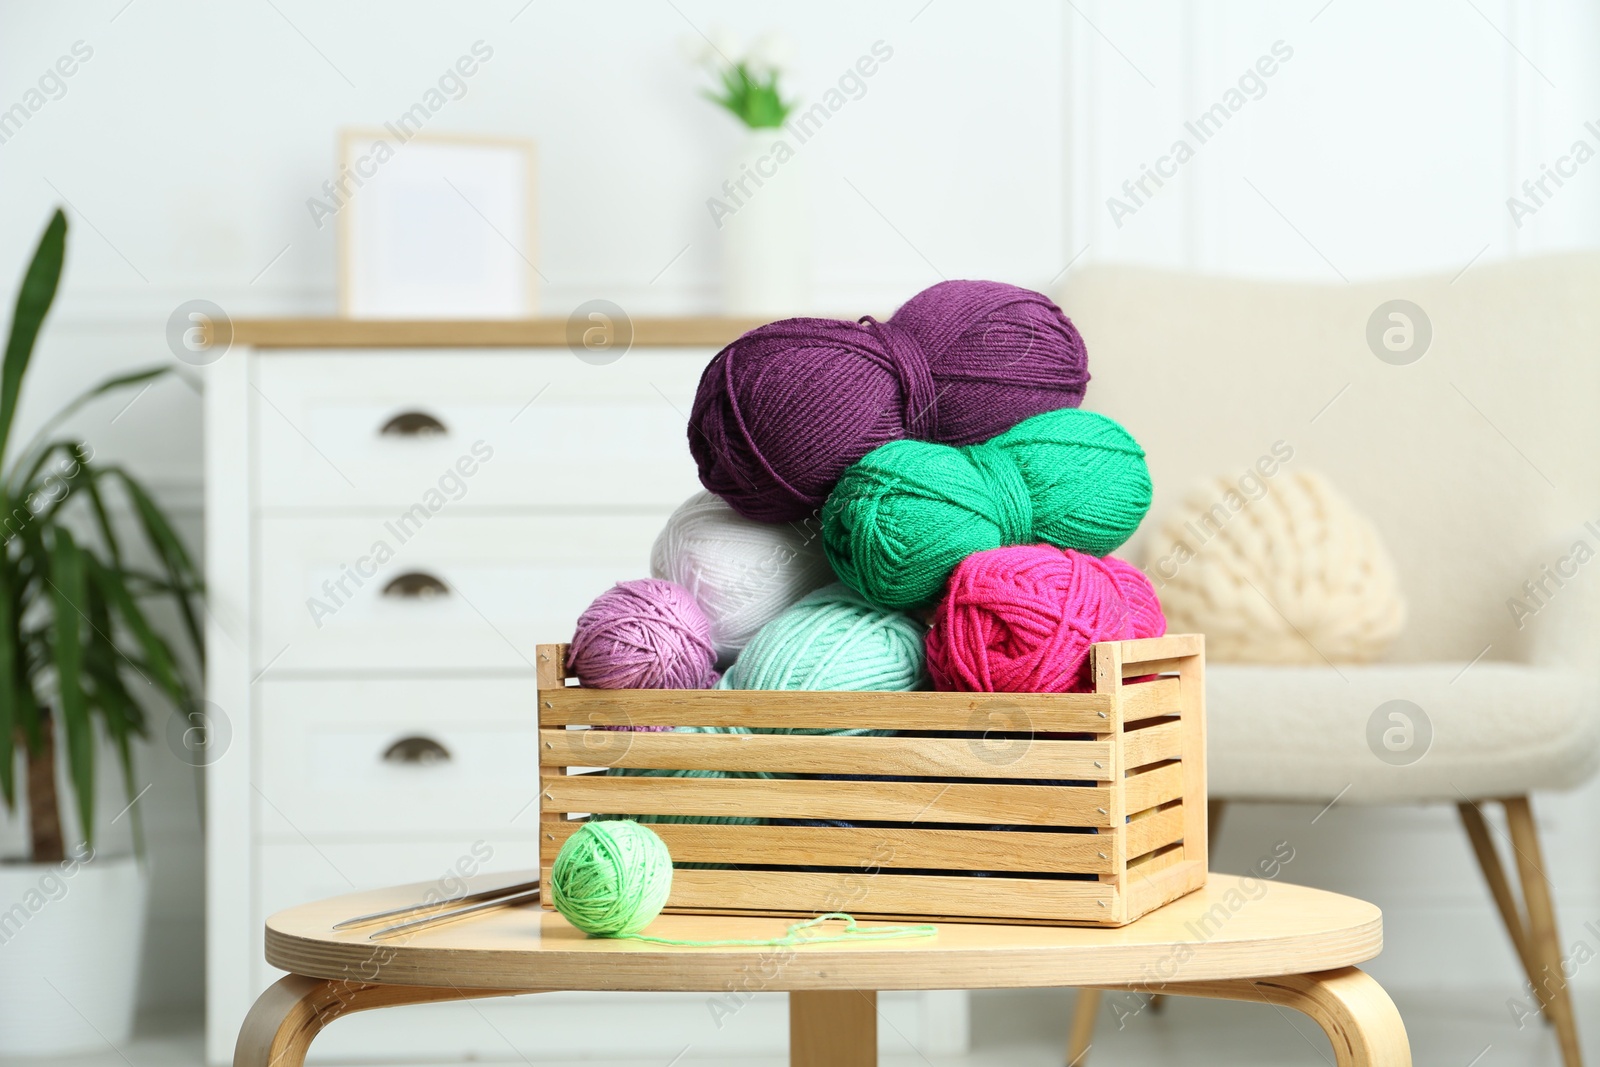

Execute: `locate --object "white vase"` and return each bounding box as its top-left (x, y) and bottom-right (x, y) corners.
top-left (0, 851), bottom-right (147, 1056)
top-left (719, 126), bottom-right (811, 317)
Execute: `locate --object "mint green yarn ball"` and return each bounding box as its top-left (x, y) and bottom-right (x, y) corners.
top-left (718, 583), bottom-right (926, 696)
top-left (550, 820), bottom-right (673, 937)
top-left (822, 408), bottom-right (1151, 609)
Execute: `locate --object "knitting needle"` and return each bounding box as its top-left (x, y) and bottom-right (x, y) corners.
top-left (332, 878), bottom-right (540, 931)
top-left (367, 885), bottom-right (543, 941)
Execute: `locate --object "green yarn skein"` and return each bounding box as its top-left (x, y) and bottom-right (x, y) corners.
top-left (822, 407), bottom-right (1152, 609)
top-left (550, 820), bottom-right (674, 936)
top-left (718, 582), bottom-right (926, 696)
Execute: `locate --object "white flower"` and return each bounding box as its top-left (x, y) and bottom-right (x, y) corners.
top-left (679, 26), bottom-right (740, 70)
top-left (707, 26), bottom-right (742, 67)
top-left (746, 32), bottom-right (792, 74)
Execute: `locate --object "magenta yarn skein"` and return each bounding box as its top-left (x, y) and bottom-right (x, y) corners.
top-left (688, 280), bottom-right (1090, 522)
top-left (926, 545), bottom-right (1165, 694)
top-left (1100, 556), bottom-right (1168, 644)
top-left (568, 579), bottom-right (719, 701)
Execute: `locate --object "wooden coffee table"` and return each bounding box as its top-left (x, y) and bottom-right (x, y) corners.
top-left (236, 871), bottom-right (1408, 1066)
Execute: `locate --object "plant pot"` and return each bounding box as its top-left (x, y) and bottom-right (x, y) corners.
top-left (720, 126), bottom-right (811, 316)
top-left (0, 851), bottom-right (147, 1056)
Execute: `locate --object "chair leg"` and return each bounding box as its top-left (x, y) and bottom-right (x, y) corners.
top-left (1065, 988), bottom-right (1100, 1065)
top-left (1503, 796), bottom-right (1584, 1067)
top-left (1457, 801), bottom-right (1547, 1014)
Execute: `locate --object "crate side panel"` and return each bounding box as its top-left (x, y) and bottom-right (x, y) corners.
top-left (540, 687), bottom-right (1114, 732)
top-left (542, 776), bottom-right (1116, 827)
top-left (668, 868), bottom-right (1119, 923)
top-left (538, 729), bottom-right (1115, 781)
top-left (1122, 720), bottom-right (1183, 768)
top-left (543, 820), bottom-right (1117, 875)
top-left (1123, 762), bottom-right (1185, 814)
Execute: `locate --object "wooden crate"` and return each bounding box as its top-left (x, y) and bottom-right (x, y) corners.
top-left (536, 634), bottom-right (1206, 926)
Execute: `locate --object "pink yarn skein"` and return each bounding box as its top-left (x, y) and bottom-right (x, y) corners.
top-left (568, 579), bottom-right (719, 701)
top-left (927, 545), bottom-right (1165, 693)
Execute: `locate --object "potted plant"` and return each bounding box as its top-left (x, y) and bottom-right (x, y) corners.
top-left (0, 209), bottom-right (204, 1056)
top-left (688, 31), bottom-right (811, 316)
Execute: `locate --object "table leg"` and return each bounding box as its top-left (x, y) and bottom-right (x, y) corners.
top-left (1149, 967), bottom-right (1410, 1067)
top-left (790, 989), bottom-right (876, 1067)
top-left (233, 974), bottom-right (529, 1067)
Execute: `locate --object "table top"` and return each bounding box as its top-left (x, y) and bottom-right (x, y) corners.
top-left (264, 872), bottom-right (1382, 992)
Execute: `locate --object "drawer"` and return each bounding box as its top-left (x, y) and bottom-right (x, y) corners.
top-left (252, 350), bottom-right (707, 510)
top-left (255, 678), bottom-right (541, 838)
top-left (256, 512), bottom-right (665, 673)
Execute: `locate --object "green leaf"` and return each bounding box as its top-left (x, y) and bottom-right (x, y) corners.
top-left (48, 528), bottom-right (92, 847)
top-left (97, 466), bottom-right (204, 668)
top-left (84, 578), bottom-right (147, 858)
top-left (90, 554), bottom-right (184, 706)
top-left (8, 367), bottom-right (168, 486)
top-left (0, 555), bottom-right (16, 807)
top-left (0, 210), bottom-right (67, 472)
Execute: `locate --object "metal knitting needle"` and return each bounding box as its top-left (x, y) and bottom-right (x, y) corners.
top-left (367, 885), bottom-right (542, 941)
top-left (332, 878), bottom-right (540, 931)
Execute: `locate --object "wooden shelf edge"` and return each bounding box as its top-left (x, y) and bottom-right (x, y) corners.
top-left (219, 317), bottom-right (770, 349)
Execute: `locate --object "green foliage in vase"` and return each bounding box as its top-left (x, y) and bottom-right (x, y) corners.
top-left (0, 209), bottom-right (204, 863)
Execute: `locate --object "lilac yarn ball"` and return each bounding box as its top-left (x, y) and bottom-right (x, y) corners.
top-left (688, 280), bottom-right (1090, 522)
top-left (569, 579), bottom-right (720, 695)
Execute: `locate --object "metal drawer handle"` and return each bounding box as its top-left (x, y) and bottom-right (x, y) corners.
top-left (382, 735), bottom-right (451, 765)
top-left (382, 572), bottom-right (449, 599)
top-left (380, 411), bottom-right (447, 436)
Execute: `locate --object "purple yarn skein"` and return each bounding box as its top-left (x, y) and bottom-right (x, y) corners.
top-left (568, 579), bottom-right (719, 703)
top-left (688, 280), bottom-right (1090, 522)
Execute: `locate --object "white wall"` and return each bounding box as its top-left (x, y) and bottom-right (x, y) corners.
top-left (1, 0), bottom-right (1597, 1025)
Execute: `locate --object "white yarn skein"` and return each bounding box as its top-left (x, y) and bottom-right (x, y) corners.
top-left (651, 491), bottom-right (834, 664)
top-left (1143, 469), bottom-right (1406, 664)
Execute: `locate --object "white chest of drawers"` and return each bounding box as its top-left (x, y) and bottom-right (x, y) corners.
top-left (202, 321), bottom-right (967, 1064)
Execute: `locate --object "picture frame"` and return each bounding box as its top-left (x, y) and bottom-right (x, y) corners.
top-left (337, 129), bottom-right (538, 319)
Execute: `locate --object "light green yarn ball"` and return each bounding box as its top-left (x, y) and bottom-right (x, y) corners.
top-left (550, 820), bottom-right (674, 937)
top-left (822, 407), bottom-right (1152, 609)
top-left (717, 583), bottom-right (926, 717)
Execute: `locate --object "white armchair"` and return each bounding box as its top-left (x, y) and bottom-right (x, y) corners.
top-left (1057, 254), bottom-right (1600, 1066)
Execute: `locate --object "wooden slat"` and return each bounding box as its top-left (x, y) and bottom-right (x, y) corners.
top-left (1121, 676), bottom-right (1181, 722)
top-left (540, 686), bottom-right (1115, 733)
top-left (226, 317), bottom-right (767, 348)
top-left (1124, 658), bottom-right (1188, 678)
top-left (1123, 763), bottom-right (1185, 814)
top-left (667, 868), bottom-right (1117, 923)
top-left (1124, 858), bottom-right (1207, 919)
top-left (1177, 635), bottom-right (1208, 875)
top-left (541, 775), bottom-right (1115, 827)
top-left (1123, 720), bottom-right (1183, 769)
top-left (536, 646), bottom-right (563, 691)
top-left (544, 820), bottom-right (1117, 874)
top-left (1118, 634), bottom-right (1203, 667)
top-left (1126, 805), bottom-right (1185, 859)
top-left (539, 729), bottom-right (1115, 781)
top-left (1126, 843), bottom-right (1186, 878)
